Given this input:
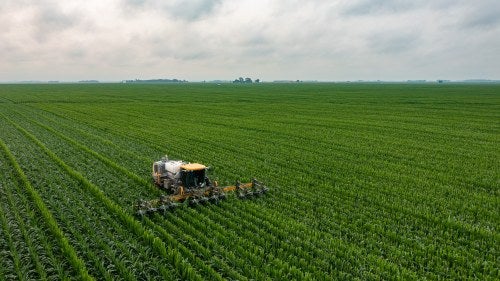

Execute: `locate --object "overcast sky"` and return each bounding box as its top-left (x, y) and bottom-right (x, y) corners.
top-left (1, 0), bottom-right (499, 81)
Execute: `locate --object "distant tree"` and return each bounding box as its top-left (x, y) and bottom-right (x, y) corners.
top-left (255, 79), bottom-right (260, 83)
top-left (233, 77), bottom-right (256, 83)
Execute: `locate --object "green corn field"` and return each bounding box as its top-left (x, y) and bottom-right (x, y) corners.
top-left (0, 83), bottom-right (498, 280)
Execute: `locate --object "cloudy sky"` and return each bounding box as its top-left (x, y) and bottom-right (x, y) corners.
top-left (1, 0), bottom-right (499, 81)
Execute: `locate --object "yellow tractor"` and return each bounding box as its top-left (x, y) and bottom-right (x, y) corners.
top-left (135, 155), bottom-right (268, 216)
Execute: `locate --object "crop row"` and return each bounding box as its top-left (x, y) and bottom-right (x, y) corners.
top-left (3, 100), bottom-right (348, 277)
top-left (13, 101), bottom-right (498, 278)
top-left (1, 83), bottom-right (498, 280)
top-left (51, 101), bottom-right (497, 278)
top-left (0, 136), bottom-right (92, 280)
top-left (4, 105), bottom-right (320, 278)
top-left (9, 105), bottom-right (484, 278)
top-left (3, 100), bottom-right (342, 278)
top-left (0, 115), bottom-right (192, 280)
top-left (34, 100), bottom-right (496, 213)
top-left (6, 104), bottom-right (320, 278)
top-left (39, 101), bottom-right (488, 232)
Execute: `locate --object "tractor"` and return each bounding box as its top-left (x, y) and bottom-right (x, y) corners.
top-left (135, 155), bottom-right (268, 216)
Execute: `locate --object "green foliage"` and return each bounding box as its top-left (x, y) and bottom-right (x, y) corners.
top-left (0, 138), bottom-right (94, 281)
top-left (0, 83), bottom-right (498, 280)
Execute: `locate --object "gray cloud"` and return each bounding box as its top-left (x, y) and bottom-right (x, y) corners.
top-left (35, 6), bottom-right (77, 31)
top-left (342, 0), bottom-right (420, 16)
top-left (368, 32), bottom-right (420, 55)
top-left (32, 5), bottom-right (81, 42)
top-left (122, 0), bottom-right (221, 21)
top-left (460, 2), bottom-right (500, 29)
top-left (0, 0), bottom-right (499, 81)
top-left (167, 0), bottom-right (222, 21)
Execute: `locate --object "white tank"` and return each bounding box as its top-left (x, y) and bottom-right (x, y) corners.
top-left (164, 160), bottom-right (185, 179)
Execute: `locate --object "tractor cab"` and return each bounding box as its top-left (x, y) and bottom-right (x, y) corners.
top-left (180, 163), bottom-right (208, 188)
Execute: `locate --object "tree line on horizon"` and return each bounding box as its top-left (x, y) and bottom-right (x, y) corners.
top-left (233, 77), bottom-right (260, 83)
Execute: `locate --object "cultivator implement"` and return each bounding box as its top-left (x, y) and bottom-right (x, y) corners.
top-left (135, 179), bottom-right (269, 216)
